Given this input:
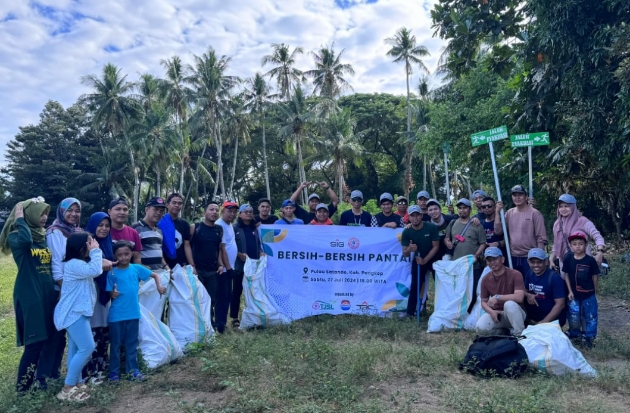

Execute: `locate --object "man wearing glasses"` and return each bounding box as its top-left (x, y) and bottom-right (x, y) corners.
top-left (394, 196), bottom-right (409, 224)
top-left (479, 197), bottom-right (506, 255)
top-left (339, 190), bottom-right (372, 227)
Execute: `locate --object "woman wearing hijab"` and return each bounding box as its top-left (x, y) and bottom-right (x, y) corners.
top-left (550, 194), bottom-right (606, 273)
top-left (0, 197), bottom-right (57, 392)
top-left (82, 212), bottom-right (115, 383)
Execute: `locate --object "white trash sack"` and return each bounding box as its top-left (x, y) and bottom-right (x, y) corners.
top-left (138, 304), bottom-right (183, 369)
top-left (519, 322), bottom-right (597, 377)
top-left (240, 256), bottom-right (291, 329)
top-left (138, 269), bottom-right (171, 321)
top-left (168, 265), bottom-right (214, 349)
top-left (462, 266), bottom-right (492, 330)
top-left (427, 255), bottom-right (474, 332)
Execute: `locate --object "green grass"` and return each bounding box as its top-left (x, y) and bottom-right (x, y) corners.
top-left (598, 255), bottom-right (630, 300)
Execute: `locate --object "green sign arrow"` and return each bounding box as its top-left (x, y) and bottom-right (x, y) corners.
top-left (470, 125), bottom-right (508, 147)
top-left (509, 132), bottom-right (550, 147)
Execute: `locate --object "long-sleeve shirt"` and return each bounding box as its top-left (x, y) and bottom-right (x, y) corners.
top-left (46, 229), bottom-right (67, 290)
top-left (54, 249), bottom-right (103, 330)
top-left (495, 206), bottom-right (547, 257)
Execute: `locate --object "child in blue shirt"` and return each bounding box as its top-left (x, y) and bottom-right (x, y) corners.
top-left (107, 241), bottom-right (166, 382)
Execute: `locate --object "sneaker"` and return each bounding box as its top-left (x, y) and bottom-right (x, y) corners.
top-left (128, 370), bottom-right (147, 382)
top-left (109, 373), bottom-right (120, 383)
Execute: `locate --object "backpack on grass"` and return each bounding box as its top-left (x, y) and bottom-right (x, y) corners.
top-left (459, 335), bottom-right (528, 378)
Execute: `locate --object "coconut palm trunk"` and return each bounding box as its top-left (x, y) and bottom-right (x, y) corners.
top-left (261, 108), bottom-right (271, 199)
top-left (229, 133), bottom-right (239, 198)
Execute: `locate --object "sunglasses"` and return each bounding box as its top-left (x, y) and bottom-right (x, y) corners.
top-left (397, 201), bottom-right (408, 205)
top-left (351, 197), bottom-right (363, 203)
top-left (481, 204), bottom-right (494, 209)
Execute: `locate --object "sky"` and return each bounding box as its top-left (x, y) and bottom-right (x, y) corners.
top-left (0, 0), bottom-right (445, 162)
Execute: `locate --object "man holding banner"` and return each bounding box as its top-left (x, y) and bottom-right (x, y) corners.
top-left (401, 205), bottom-right (439, 317)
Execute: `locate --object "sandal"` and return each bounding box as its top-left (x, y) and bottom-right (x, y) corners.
top-left (231, 319), bottom-right (240, 328)
top-left (128, 370), bottom-right (147, 382)
top-left (88, 376), bottom-right (104, 386)
top-left (57, 386), bottom-right (90, 402)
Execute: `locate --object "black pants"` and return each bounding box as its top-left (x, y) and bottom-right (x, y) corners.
top-left (198, 269), bottom-right (218, 325)
top-left (15, 303), bottom-right (54, 392)
top-left (230, 270), bottom-right (245, 320)
top-left (82, 326), bottom-right (110, 378)
top-left (407, 263), bottom-right (430, 316)
top-left (468, 267), bottom-right (483, 313)
top-left (215, 270), bottom-right (233, 333)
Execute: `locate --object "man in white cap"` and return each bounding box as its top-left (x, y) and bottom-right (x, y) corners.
top-left (476, 247), bottom-right (526, 335)
top-left (524, 248), bottom-right (566, 325)
top-left (471, 189), bottom-right (487, 220)
top-left (371, 193), bottom-right (404, 228)
top-left (339, 190), bottom-right (372, 226)
top-left (309, 203), bottom-right (334, 225)
top-left (394, 195), bottom-right (409, 224)
top-left (416, 190), bottom-right (432, 222)
top-left (290, 181), bottom-right (339, 223)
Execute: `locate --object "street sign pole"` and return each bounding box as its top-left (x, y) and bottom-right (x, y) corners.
top-left (488, 141), bottom-right (513, 269)
top-left (528, 146), bottom-right (533, 199)
top-left (444, 152), bottom-right (450, 205)
top-left (509, 132), bottom-right (550, 202)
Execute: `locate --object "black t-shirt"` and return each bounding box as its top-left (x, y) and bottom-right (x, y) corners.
top-left (191, 222), bottom-right (223, 271)
top-left (563, 253), bottom-right (600, 300)
top-left (371, 212), bottom-right (404, 227)
top-left (482, 218), bottom-right (503, 245)
top-left (165, 218), bottom-right (192, 268)
top-left (295, 202), bottom-right (338, 223)
top-left (430, 214), bottom-right (458, 263)
top-left (255, 215), bottom-right (278, 224)
top-left (339, 210), bottom-right (372, 226)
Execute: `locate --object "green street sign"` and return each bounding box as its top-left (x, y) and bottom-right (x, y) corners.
top-left (509, 132), bottom-right (550, 147)
top-left (470, 125), bottom-right (508, 147)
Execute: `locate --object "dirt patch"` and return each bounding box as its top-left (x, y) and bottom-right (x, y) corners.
top-left (364, 376), bottom-right (444, 412)
top-left (597, 296), bottom-right (630, 336)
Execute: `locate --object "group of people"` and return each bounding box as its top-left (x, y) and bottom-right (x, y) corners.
top-left (1, 181), bottom-right (607, 399)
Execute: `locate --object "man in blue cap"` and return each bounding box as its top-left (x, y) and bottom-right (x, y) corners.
top-left (471, 189), bottom-right (487, 219)
top-left (476, 247), bottom-right (526, 335)
top-left (524, 248), bottom-right (566, 325)
top-left (289, 181), bottom-right (339, 223)
top-left (276, 200), bottom-right (304, 225)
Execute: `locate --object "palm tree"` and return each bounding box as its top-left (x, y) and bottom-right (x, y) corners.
top-left (313, 109), bottom-right (367, 201)
top-left (185, 47), bottom-right (240, 200)
top-left (158, 56), bottom-right (189, 194)
top-left (304, 43), bottom-right (355, 100)
top-left (223, 93), bottom-right (252, 198)
top-left (261, 43), bottom-right (304, 100)
top-left (244, 73), bottom-right (274, 199)
top-left (136, 73), bottom-right (160, 113)
top-left (81, 63), bottom-right (142, 221)
top-left (385, 27), bottom-right (430, 198)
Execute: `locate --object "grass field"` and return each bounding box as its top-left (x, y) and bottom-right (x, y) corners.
top-left (0, 255), bottom-right (628, 412)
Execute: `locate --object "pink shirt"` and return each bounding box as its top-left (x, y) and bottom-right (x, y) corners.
top-left (110, 225), bottom-right (143, 251)
top-left (495, 206), bottom-right (547, 257)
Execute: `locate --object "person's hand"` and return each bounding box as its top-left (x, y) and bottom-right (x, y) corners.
top-left (444, 238), bottom-right (453, 249)
top-left (495, 201), bottom-right (504, 214)
top-left (384, 222), bottom-right (397, 229)
top-left (102, 259), bottom-right (117, 272)
top-left (190, 265), bottom-right (197, 275)
top-left (526, 293), bottom-right (538, 306)
top-left (111, 284), bottom-right (120, 299)
top-left (487, 296), bottom-right (498, 309)
top-left (568, 292), bottom-right (574, 301)
top-left (407, 240), bottom-right (418, 253)
top-left (549, 258), bottom-right (558, 271)
top-left (15, 203), bottom-right (24, 219)
top-left (157, 285), bottom-right (167, 297)
top-left (404, 223), bottom-right (412, 229)
top-left (471, 217), bottom-right (480, 226)
top-left (447, 204), bottom-right (454, 214)
top-left (87, 238), bottom-right (99, 251)
top-left (238, 252), bottom-right (247, 262)
top-left (318, 181), bottom-right (330, 190)
top-left (415, 256), bottom-right (426, 266)
top-left (300, 181), bottom-right (312, 190)
top-left (528, 197), bottom-right (536, 207)
top-left (595, 252), bottom-right (603, 266)
top-left (490, 310), bottom-right (501, 323)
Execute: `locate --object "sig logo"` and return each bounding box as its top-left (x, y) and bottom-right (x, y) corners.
top-left (340, 300), bottom-right (351, 311)
top-left (312, 301), bottom-right (335, 311)
top-left (347, 237), bottom-right (360, 249)
top-left (330, 239), bottom-right (345, 248)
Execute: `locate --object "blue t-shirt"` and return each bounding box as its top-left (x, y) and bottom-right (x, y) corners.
top-left (106, 264), bottom-right (152, 322)
top-left (482, 218), bottom-right (503, 244)
top-left (275, 217), bottom-right (304, 225)
top-left (339, 210), bottom-right (372, 227)
top-left (524, 268), bottom-right (566, 323)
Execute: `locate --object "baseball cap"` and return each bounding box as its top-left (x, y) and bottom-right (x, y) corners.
top-left (527, 248), bottom-right (547, 260)
top-left (308, 193), bottom-right (320, 202)
top-left (238, 204), bottom-right (253, 213)
top-left (146, 196), bottom-right (166, 208)
top-left (417, 190), bottom-right (430, 199)
top-left (557, 194), bottom-right (577, 204)
top-left (484, 247), bottom-right (503, 258)
top-left (456, 198), bottom-right (472, 207)
top-left (426, 198), bottom-right (441, 208)
top-left (396, 196), bottom-right (408, 204)
top-left (472, 190), bottom-right (487, 199)
top-left (350, 190), bottom-right (363, 199)
top-left (109, 196), bottom-right (128, 209)
top-left (408, 205), bottom-right (422, 215)
top-left (282, 199), bottom-right (296, 208)
top-left (315, 203), bottom-right (328, 211)
top-left (222, 200), bottom-right (239, 209)
top-left (568, 231), bottom-right (587, 242)
top-left (511, 184), bottom-right (528, 195)
top-left (379, 192), bottom-right (393, 204)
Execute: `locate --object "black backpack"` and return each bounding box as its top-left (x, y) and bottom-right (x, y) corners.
top-left (459, 335), bottom-right (529, 378)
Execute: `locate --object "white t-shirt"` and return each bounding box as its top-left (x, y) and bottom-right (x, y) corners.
top-left (216, 218), bottom-right (237, 271)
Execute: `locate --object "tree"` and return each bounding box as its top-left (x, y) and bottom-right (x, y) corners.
top-left (185, 47), bottom-right (240, 200)
top-left (81, 63), bottom-right (142, 221)
top-left (304, 43), bottom-right (355, 100)
top-left (244, 73), bottom-right (274, 199)
top-left (385, 27), bottom-right (430, 198)
top-left (223, 93), bottom-right (252, 198)
top-left (261, 43), bottom-right (304, 100)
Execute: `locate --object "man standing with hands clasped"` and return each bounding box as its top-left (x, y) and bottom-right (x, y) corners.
top-left (401, 205), bottom-right (439, 317)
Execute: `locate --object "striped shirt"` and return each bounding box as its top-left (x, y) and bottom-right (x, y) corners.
top-left (132, 220), bottom-right (164, 270)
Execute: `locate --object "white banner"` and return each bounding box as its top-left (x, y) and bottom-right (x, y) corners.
top-left (260, 226), bottom-right (412, 320)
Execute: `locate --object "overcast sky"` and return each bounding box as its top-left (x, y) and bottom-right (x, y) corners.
top-left (0, 0), bottom-right (445, 162)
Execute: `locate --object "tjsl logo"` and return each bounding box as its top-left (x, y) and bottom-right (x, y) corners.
top-left (312, 301), bottom-right (335, 311)
top-left (347, 237), bottom-right (360, 249)
top-left (340, 300), bottom-right (351, 311)
top-left (330, 239), bottom-right (345, 248)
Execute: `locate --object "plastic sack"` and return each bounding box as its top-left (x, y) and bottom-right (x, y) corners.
top-left (138, 269), bottom-right (171, 321)
top-left (462, 266), bottom-right (492, 330)
top-left (240, 256), bottom-right (291, 329)
top-left (168, 265), bottom-right (214, 349)
top-left (138, 304), bottom-right (183, 369)
top-left (427, 255), bottom-right (474, 332)
top-left (519, 322), bottom-right (597, 377)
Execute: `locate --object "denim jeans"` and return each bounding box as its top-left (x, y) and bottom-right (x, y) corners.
top-left (567, 295), bottom-right (598, 339)
top-left (109, 319), bottom-right (139, 377)
top-left (512, 256), bottom-right (530, 281)
top-left (65, 316), bottom-right (95, 386)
